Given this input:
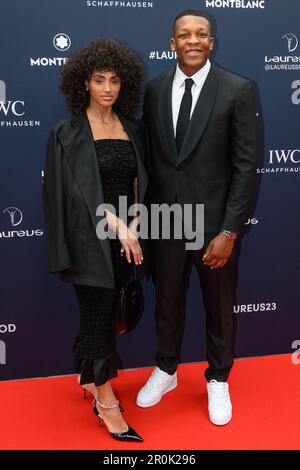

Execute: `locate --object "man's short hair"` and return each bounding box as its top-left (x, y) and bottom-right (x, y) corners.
top-left (172, 9), bottom-right (214, 35)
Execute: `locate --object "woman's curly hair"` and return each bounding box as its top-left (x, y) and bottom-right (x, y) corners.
top-left (60, 39), bottom-right (144, 117)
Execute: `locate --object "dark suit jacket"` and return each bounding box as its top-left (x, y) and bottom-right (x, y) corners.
top-left (43, 112), bottom-right (148, 288)
top-left (144, 63), bottom-right (258, 234)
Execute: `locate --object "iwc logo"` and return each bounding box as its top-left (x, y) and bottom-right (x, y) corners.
top-left (0, 80), bottom-right (40, 128)
top-left (257, 149), bottom-right (300, 175)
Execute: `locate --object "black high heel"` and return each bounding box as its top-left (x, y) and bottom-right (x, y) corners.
top-left (82, 383), bottom-right (97, 400)
top-left (93, 397), bottom-right (143, 442)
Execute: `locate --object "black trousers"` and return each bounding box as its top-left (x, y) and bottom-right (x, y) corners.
top-left (152, 233), bottom-right (235, 382)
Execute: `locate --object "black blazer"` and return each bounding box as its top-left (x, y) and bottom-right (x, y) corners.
top-left (43, 113), bottom-right (148, 288)
top-left (144, 63), bottom-right (258, 234)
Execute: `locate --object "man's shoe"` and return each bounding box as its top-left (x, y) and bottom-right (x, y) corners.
top-left (136, 367), bottom-right (177, 408)
top-left (206, 379), bottom-right (232, 425)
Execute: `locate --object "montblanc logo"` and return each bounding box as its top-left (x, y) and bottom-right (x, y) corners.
top-left (257, 149), bottom-right (300, 175)
top-left (205, 0), bottom-right (265, 8)
top-left (264, 33), bottom-right (300, 72)
top-left (53, 33), bottom-right (71, 51)
top-left (30, 33), bottom-right (71, 67)
top-left (0, 207), bottom-right (43, 239)
top-left (0, 80), bottom-right (40, 128)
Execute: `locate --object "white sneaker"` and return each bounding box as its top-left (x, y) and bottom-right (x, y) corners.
top-left (206, 379), bottom-right (232, 425)
top-left (136, 367), bottom-right (177, 408)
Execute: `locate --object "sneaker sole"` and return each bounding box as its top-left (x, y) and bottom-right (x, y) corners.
top-left (136, 380), bottom-right (177, 408)
top-left (209, 412), bottom-right (232, 426)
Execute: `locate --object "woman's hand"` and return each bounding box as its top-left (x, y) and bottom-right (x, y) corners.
top-left (105, 210), bottom-right (143, 265)
top-left (117, 221), bottom-right (143, 265)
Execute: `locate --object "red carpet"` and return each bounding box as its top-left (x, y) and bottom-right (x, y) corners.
top-left (0, 354), bottom-right (299, 450)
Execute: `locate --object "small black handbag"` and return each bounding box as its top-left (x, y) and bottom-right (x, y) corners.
top-left (115, 266), bottom-right (144, 335)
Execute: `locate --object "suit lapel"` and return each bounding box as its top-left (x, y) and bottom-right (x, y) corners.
top-left (177, 64), bottom-right (220, 164)
top-left (58, 114), bottom-right (114, 281)
top-left (158, 68), bottom-right (178, 163)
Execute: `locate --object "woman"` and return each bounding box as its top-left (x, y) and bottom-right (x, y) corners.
top-left (43, 39), bottom-right (148, 442)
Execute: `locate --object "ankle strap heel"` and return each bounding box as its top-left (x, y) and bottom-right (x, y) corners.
top-left (92, 396), bottom-right (143, 442)
top-left (94, 396), bottom-right (120, 409)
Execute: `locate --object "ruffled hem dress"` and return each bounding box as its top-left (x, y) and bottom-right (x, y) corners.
top-left (74, 139), bottom-right (137, 386)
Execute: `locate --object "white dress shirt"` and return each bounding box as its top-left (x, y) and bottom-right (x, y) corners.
top-left (172, 60), bottom-right (211, 136)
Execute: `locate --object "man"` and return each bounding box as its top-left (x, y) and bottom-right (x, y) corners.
top-left (136, 10), bottom-right (257, 425)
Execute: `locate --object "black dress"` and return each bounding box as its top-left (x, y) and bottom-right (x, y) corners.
top-left (74, 139), bottom-right (137, 386)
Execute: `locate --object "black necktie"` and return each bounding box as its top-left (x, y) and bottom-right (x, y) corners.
top-left (176, 78), bottom-right (194, 153)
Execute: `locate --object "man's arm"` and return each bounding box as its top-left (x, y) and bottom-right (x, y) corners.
top-left (203, 80), bottom-right (258, 269)
top-left (221, 80), bottom-right (258, 233)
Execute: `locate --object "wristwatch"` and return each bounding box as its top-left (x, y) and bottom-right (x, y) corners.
top-left (222, 230), bottom-right (237, 240)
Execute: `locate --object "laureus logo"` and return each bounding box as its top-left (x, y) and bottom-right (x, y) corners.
top-left (0, 207), bottom-right (43, 239)
top-left (264, 32), bottom-right (300, 72)
top-left (283, 33), bottom-right (298, 53)
top-left (3, 207), bottom-right (23, 226)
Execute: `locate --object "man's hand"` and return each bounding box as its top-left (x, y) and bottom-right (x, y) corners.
top-left (202, 232), bottom-right (235, 270)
